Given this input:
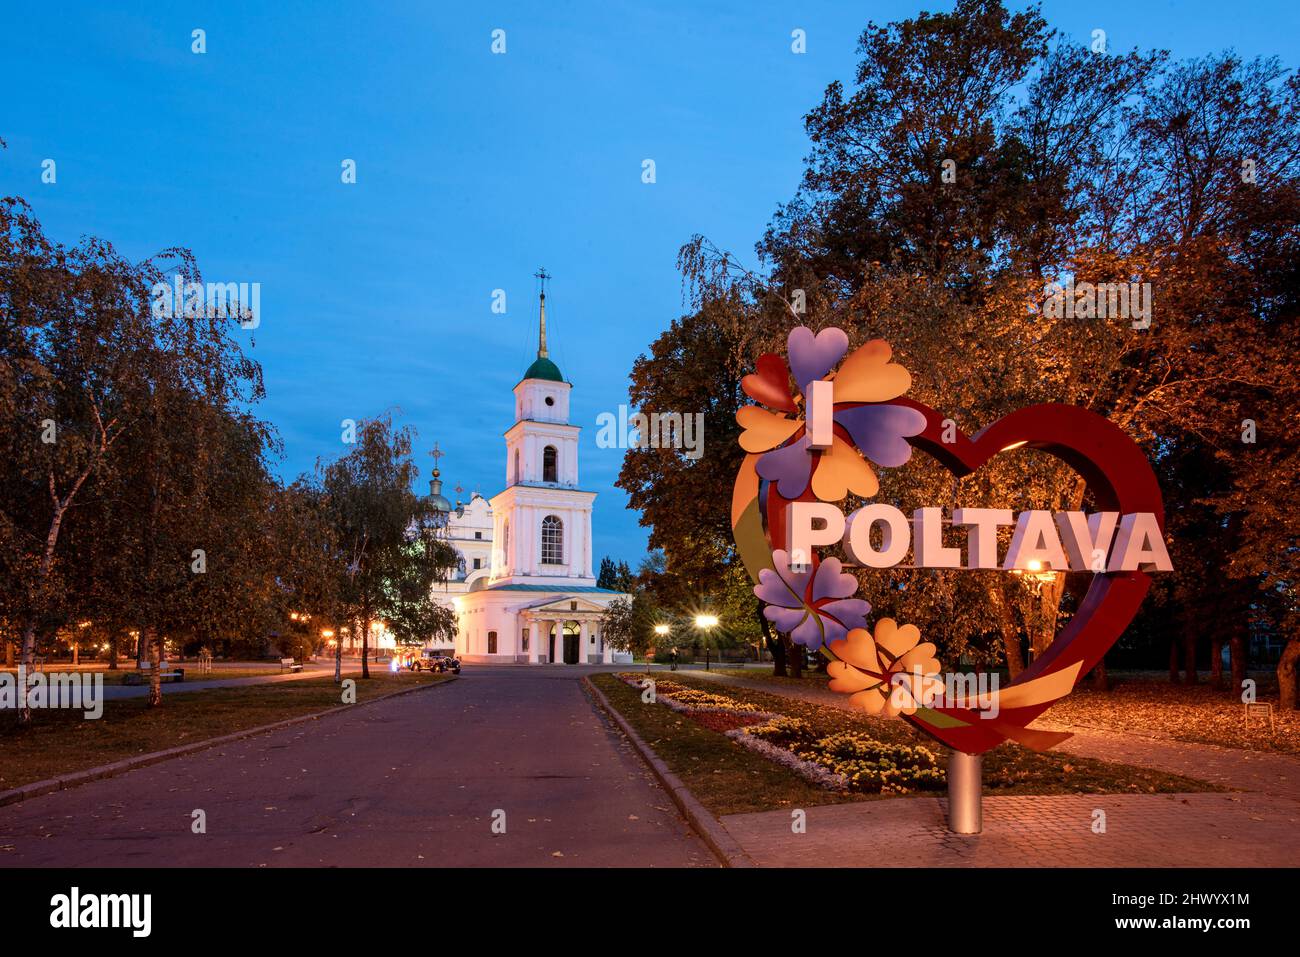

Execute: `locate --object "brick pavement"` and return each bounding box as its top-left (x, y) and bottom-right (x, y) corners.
top-left (671, 668), bottom-right (1300, 866)
top-left (721, 792), bottom-right (1299, 867)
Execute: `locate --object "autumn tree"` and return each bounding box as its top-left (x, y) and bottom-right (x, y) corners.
top-left (629, 0), bottom-right (1300, 695)
top-left (319, 414), bottom-right (457, 679)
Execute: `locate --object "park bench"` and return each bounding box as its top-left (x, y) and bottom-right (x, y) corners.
top-left (123, 661), bottom-right (184, 685)
top-left (279, 657), bottom-right (304, 673)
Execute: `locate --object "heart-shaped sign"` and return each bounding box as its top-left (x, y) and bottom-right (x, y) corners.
top-left (732, 331), bottom-right (1167, 754)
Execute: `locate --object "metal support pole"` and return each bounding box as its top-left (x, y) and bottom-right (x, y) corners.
top-left (947, 751), bottom-right (982, 834)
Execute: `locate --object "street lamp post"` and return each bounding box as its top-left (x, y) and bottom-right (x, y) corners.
top-left (652, 623), bottom-right (670, 674)
top-left (1012, 559), bottom-right (1060, 663)
top-left (693, 615), bottom-right (719, 671)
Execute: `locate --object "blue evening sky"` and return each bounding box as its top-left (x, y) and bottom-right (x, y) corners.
top-left (2, 1), bottom-right (1296, 564)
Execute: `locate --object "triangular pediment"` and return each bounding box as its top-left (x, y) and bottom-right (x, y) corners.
top-left (523, 595), bottom-right (609, 614)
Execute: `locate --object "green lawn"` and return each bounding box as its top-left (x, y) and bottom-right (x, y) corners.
top-left (591, 672), bottom-right (1222, 817)
top-left (0, 670), bottom-right (450, 791)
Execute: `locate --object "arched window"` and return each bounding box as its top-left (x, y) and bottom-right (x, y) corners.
top-left (543, 445), bottom-right (558, 483)
top-left (541, 515), bottom-right (564, 564)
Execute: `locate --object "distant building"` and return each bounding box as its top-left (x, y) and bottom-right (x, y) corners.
top-left (426, 491), bottom-right (494, 649)
top-left (442, 281), bottom-right (631, 664)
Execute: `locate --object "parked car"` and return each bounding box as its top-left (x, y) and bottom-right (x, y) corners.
top-left (409, 653), bottom-right (460, 674)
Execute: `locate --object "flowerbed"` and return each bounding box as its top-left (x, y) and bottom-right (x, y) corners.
top-left (616, 674), bottom-right (943, 794)
top-left (740, 717), bottom-right (945, 795)
top-left (616, 673), bottom-right (769, 717)
top-left (689, 711), bottom-right (768, 734)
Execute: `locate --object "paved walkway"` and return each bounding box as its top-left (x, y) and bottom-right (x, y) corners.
top-left (5, 662), bottom-right (343, 700)
top-left (723, 792), bottom-right (1300, 867)
top-left (0, 666), bottom-right (711, 867)
top-left (676, 668), bottom-right (1300, 866)
top-left (98, 664), bottom-right (339, 700)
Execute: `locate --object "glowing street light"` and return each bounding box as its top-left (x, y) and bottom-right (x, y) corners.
top-left (647, 623), bottom-right (672, 673)
top-left (694, 614), bottom-right (720, 671)
top-left (1012, 560), bottom-right (1060, 663)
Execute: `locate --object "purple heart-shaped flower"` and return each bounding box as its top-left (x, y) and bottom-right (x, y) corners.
top-left (833, 404), bottom-right (928, 467)
top-left (787, 326), bottom-right (848, 393)
top-left (755, 435), bottom-right (814, 500)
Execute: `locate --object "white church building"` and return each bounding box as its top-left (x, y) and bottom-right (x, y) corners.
top-left (434, 282), bottom-right (631, 665)
top-left (427, 490), bottom-right (494, 640)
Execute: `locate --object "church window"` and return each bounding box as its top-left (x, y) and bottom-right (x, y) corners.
top-left (541, 515), bottom-right (564, 564)
top-left (474, 531), bottom-right (482, 539)
top-left (473, 558), bottom-right (481, 569)
top-left (514, 449), bottom-right (520, 483)
top-left (543, 445), bottom-right (558, 483)
top-left (521, 629), bottom-right (529, 651)
top-left (488, 631), bottom-right (497, 654)
top-left (544, 396), bottom-right (555, 406)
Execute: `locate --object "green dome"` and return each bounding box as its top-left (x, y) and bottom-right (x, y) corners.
top-left (523, 356), bottom-right (564, 382)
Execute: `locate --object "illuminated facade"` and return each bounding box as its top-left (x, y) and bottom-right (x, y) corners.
top-left (448, 284), bottom-right (630, 664)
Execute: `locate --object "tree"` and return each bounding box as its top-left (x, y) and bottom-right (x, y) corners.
top-left (1, 195), bottom-right (268, 714)
top-left (629, 1), bottom-right (1300, 691)
top-left (320, 414), bottom-right (457, 679)
top-left (599, 597), bottom-right (655, 666)
top-left (597, 556), bottom-right (634, 592)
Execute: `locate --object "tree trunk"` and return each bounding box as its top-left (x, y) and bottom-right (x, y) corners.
top-left (1181, 631), bottom-right (1197, 686)
top-left (16, 618), bottom-right (38, 727)
top-left (108, 633), bottom-right (119, 670)
top-left (988, 583), bottom-right (1024, 679)
top-left (1090, 655), bottom-right (1110, 691)
top-left (1209, 636), bottom-right (1223, 690)
top-left (360, 609), bottom-right (371, 679)
top-left (1278, 637), bottom-right (1299, 710)
top-left (756, 602), bottom-right (786, 677)
top-left (147, 626), bottom-right (163, 707)
top-left (770, 631), bottom-right (788, 677)
top-left (784, 635), bottom-right (802, 679)
top-left (334, 630), bottom-right (342, 684)
top-left (1229, 631), bottom-right (1247, 696)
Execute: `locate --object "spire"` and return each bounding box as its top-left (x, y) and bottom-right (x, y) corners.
top-left (428, 442), bottom-right (446, 500)
top-left (534, 266), bottom-right (551, 358)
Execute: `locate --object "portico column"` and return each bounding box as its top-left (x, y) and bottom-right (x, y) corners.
top-left (528, 620), bottom-right (541, 663)
top-left (600, 625), bottom-right (613, 664)
top-left (578, 621), bottom-right (589, 665)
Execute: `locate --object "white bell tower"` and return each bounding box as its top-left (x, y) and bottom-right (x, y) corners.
top-left (489, 269), bottom-right (596, 586)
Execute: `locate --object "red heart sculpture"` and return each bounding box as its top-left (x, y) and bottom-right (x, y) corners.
top-left (762, 399), bottom-right (1165, 754)
top-left (741, 354), bottom-right (798, 413)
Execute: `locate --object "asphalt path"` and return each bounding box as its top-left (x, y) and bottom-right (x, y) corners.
top-left (0, 666), bottom-right (711, 867)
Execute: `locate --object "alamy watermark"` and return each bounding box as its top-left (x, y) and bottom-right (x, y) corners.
top-left (596, 405), bottom-right (704, 460)
top-left (50, 887), bottom-right (151, 937)
top-left (151, 276), bottom-right (260, 328)
top-left (0, 667), bottom-right (104, 719)
top-left (893, 667), bottom-right (1002, 718)
top-left (1040, 279), bottom-right (1152, 329)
